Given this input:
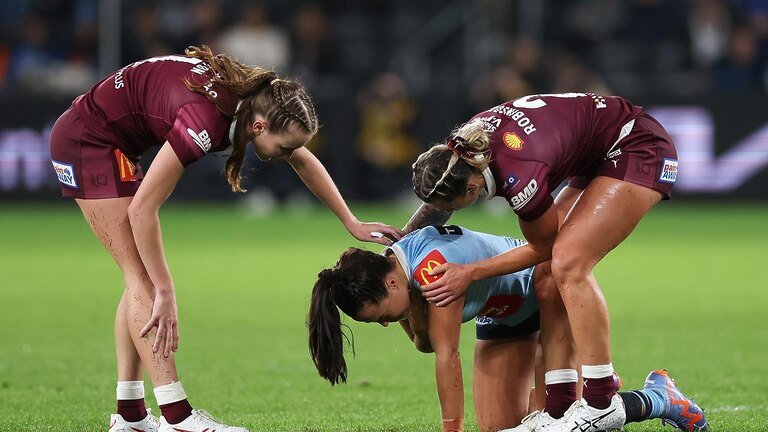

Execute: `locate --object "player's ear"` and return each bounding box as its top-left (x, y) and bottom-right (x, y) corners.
top-left (386, 276), bottom-right (398, 292)
top-left (465, 183), bottom-right (478, 196)
top-left (251, 119), bottom-right (268, 135)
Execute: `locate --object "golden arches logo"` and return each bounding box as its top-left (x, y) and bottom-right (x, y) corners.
top-left (418, 260), bottom-right (444, 285)
top-left (114, 149), bottom-right (138, 182)
top-left (413, 250), bottom-right (447, 285)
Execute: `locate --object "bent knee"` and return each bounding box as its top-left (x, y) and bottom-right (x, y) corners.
top-left (122, 270), bottom-right (154, 294)
top-left (550, 250), bottom-right (594, 290)
top-left (533, 263), bottom-right (560, 303)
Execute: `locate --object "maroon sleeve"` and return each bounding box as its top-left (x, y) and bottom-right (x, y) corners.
top-left (165, 103), bottom-right (229, 166)
top-left (499, 160), bottom-right (553, 221)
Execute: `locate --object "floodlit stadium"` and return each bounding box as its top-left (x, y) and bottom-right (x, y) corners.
top-left (1, 1), bottom-right (766, 431)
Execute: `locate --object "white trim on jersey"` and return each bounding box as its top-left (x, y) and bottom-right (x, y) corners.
top-left (389, 244), bottom-right (412, 281)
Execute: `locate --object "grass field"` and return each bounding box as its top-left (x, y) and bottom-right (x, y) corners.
top-left (1, 200), bottom-right (767, 431)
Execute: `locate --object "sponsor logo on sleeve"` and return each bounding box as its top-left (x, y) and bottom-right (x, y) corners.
top-left (114, 150), bottom-right (139, 182)
top-left (510, 179), bottom-right (538, 210)
top-left (503, 132), bottom-right (524, 151)
top-left (187, 128), bottom-right (212, 152)
top-left (659, 158), bottom-right (678, 183)
top-left (478, 295), bottom-right (525, 319)
top-left (503, 173), bottom-right (519, 188)
top-left (413, 250), bottom-right (447, 286)
top-left (51, 160), bottom-right (77, 188)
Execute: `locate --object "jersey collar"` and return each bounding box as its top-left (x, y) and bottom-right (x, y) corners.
top-left (387, 244), bottom-right (412, 282)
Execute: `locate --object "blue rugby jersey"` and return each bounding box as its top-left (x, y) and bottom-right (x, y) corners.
top-left (389, 225), bottom-right (538, 328)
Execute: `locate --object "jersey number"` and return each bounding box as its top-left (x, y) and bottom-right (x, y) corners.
top-left (512, 93), bottom-right (589, 109)
top-left (434, 225), bottom-right (463, 235)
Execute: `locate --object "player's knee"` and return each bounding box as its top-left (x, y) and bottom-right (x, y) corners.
top-left (532, 263), bottom-right (559, 303)
top-left (123, 270), bottom-right (154, 295)
top-left (550, 251), bottom-right (591, 292)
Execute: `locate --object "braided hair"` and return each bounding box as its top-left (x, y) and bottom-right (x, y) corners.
top-left (307, 248), bottom-right (393, 385)
top-left (183, 45), bottom-right (319, 192)
top-left (412, 121), bottom-right (492, 203)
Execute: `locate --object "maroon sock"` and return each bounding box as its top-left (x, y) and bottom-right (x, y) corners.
top-left (583, 375), bottom-right (618, 409)
top-left (545, 381), bottom-right (578, 418)
top-left (117, 398), bottom-right (148, 422)
top-left (160, 399), bottom-right (193, 425)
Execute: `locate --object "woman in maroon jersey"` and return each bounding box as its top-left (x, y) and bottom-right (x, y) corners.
top-left (49, 45), bottom-right (402, 432)
top-left (407, 93), bottom-right (680, 432)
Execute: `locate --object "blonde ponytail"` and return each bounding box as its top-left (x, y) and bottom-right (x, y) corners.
top-left (412, 120), bottom-right (492, 203)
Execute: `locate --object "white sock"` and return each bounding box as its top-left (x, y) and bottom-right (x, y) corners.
top-left (116, 380), bottom-right (145, 400)
top-left (582, 363), bottom-right (614, 379)
top-left (153, 381), bottom-right (188, 406)
top-left (545, 369), bottom-right (579, 385)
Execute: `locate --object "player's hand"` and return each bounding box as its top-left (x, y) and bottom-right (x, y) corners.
top-left (421, 263), bottom-right (473, 307)
top-left (347, 220), bottom-right (404, 246)
top-left (139, 290), bottom-right (179, 357)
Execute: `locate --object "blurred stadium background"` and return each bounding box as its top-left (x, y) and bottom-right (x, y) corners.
top-left (1, 1), bottom-right (767, 431)
top-left (1, 0), bottom-right (768, 202)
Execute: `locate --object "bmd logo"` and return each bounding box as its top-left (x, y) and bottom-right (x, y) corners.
top-left (510, 179), bottom-right (538, 210)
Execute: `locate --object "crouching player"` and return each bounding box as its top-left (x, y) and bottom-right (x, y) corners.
top-left (307, 225), bottom-right (708, 432)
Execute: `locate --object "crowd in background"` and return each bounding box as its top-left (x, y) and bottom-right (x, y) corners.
top-left (1, 0), bottom-right (767, 201)
top-left (3, 0), bottom-right (768, 97)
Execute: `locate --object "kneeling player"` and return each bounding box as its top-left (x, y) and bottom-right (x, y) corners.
top-left (307, 225), bottom-right (708, 432)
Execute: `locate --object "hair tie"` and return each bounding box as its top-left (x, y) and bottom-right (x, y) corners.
top-left (446, 135), bottom-right (471, 158)
top-left (270, 78), bottom-right (281, 86)
top-left (446, 135), bottom-right (487, 162)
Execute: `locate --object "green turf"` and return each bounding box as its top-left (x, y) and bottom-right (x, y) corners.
top-left (1, 201), bottom-right (766, 431)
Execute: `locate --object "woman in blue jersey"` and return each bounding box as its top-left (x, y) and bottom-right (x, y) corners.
top-left (307, 226), bottom-right (708, 432)
top-left (310, 225), bottom-right (542, 432)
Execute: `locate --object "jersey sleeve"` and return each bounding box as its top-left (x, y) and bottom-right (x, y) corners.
top-left (409, 232), bottom-right (473, 289)
top-left (499, 160), bottom-right (553, 221)
top-left (165, 103), bottom-right (229, 166)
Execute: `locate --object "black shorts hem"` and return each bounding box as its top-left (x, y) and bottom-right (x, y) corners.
top-left (475, 310), bottom-right (540, 340)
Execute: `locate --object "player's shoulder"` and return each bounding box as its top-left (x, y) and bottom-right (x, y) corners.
top-left (396, 226), bottom-right (436, 247)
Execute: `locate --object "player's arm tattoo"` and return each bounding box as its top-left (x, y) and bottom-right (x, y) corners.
top-left (402, 203), bottom-right (453, 235)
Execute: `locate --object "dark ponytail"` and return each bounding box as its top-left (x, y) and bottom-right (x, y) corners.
top-left (307, 248), bottom-right (394, 385)
top-left (308, 268), bottom-right (349, 385)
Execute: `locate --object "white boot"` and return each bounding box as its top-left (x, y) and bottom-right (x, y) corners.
top-left (541, 395), bottom-right (625, 432)
top-left (499, 410), bottom-right (557, 432)
top-left (158, 409), bottom-right (249, 432)
top-left (109, 408), bottom-right (161, 432)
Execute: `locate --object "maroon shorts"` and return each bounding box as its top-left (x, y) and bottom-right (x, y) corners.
top-left (568, 112), bottom-right (678, 199)
top-left (49, 107), bottom-right (144, 199)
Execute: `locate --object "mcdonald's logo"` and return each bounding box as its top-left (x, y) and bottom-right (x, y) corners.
top-left (114, 149), bottom-right (139, 182)
top-left (414, 249), bottom-right (447, 285)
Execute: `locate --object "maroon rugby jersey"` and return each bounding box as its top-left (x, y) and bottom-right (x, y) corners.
top-left (472, 93), bottom-right (643, 221)
top-left (73, 55), bottom-right (238, 166)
